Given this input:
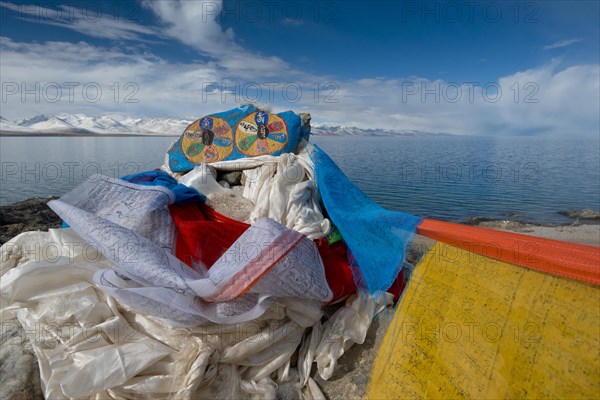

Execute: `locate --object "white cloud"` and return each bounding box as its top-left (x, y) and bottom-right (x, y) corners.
top-left (305, 64), bottom-right (599, 136)
top-left (543, 39), bottom-right (582, 51)
top-left (141, 0), bottom-right (233, 56)
top-left (0, 37), bottom-right (223, 119)
top-left (0, 38), bottom-right (600, 135)
top-left (0, 2), bottom-right (159, 41)
top-left (140, 0), bottom-right (297, 78)
top-left (0, 0), bottom-right (598, 137)
top-left (0, 1), bottom-right (302, 79)
top-left (2, 36), bottom-right (597, 136)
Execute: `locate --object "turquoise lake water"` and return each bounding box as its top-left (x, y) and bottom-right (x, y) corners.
top-left (1, 135), bottom-right (598, 225)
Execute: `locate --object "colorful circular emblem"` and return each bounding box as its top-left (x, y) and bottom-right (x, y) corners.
top-left (181, 116), bottom-right (233, 163)
top-left (235, 112), bottom-right (288, 156)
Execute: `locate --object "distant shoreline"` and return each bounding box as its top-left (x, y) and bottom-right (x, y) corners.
top-left (1, 197), bottom-right (598, 247)
top-left (1, 196), bottom-right (598, 227)
top-left (1, 131), bottom-right (452, 138)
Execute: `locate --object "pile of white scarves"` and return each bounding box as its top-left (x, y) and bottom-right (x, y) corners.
top-left (1, 233), bottom-right (391, 398)
top-left (172, 146), bottom-right (330, 239)
top-left (0, 147), bottom-right (392, 399)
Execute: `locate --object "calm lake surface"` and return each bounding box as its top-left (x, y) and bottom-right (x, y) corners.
top-left (1, 135), bottom-right (599, 225)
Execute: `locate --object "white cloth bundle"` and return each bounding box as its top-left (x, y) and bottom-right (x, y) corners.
top-left (1, 229), bottom-right (389, 399)
top-left (0, 153), bottom-right (389, 398)
top-left (175, 149), bottom-right (331, 239)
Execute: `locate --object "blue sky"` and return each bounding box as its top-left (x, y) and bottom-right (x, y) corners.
top-left (0, 0), bottom-right (599, 135)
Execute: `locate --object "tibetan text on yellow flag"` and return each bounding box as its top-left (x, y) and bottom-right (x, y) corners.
top-left (368, 242), bottom-right (600, 399)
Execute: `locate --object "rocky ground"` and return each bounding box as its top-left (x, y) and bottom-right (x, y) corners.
top-left (0, 199), bottom-right (598, 399)
top-left (0, 318), bottom-right (44, 400)
top-left (0, 197), bottom-right (61, 246)
top-left (466, 213), bottom-right (600, 247)
top-left (1, 199), bottom-right (57, 399)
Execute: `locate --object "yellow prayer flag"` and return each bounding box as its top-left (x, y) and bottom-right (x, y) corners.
top-left (368, 242), bottom-right (600, 399)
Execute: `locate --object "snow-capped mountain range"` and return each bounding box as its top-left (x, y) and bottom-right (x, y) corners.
top-left (1, 113), bottom-right (193, 135)
top-left (0, 113), bottom-right (449, 136)
top-left (311, 124), bottom-right (449, 137)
